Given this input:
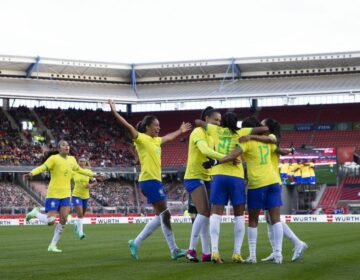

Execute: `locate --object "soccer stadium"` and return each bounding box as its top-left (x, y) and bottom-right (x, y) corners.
top-left (1, 2), bottom-right (360, 280)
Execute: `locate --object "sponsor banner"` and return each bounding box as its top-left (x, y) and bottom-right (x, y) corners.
top-left (295, 123), bottom-right (313, 131)
top-left (314, 123), bottom-right (334, 130)
top-left (1, 215), bottom-right (360, 226)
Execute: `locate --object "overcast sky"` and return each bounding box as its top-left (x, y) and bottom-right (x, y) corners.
top-left (1, 0), bottom-right (360, 63)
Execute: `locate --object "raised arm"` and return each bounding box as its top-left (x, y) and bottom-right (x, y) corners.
top-left (109, 100), bottom-right (138, 139)
top-left (161, 122), bottom-right (192, 145)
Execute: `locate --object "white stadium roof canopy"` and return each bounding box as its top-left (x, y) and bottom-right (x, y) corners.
top-left (1, 51), bottom-right (360, 106)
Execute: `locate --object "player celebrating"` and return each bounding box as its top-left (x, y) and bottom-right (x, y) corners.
top-left (24, 140), bottom-right (101, 253)
top-left (196, 112), bottom-right (268, 263)
top-left (72, 157), bottom-right (98, 240)
top-left (309, 159), bottom-right (316, 185)
top-left (109, 100), bottom-right (191, 261)
top-left (260, 118), bottom-right (308, 262)
top-left (184, 106), bottom-right (224, 262)
top-left (203, 116), bottom-right (283, 264)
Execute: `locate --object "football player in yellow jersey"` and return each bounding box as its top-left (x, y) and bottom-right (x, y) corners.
top-left (279, 160), bottom-right (289, 185)
top-left (301, 161), bottom-right (311, 187)
top-left (260, 118), bottom-right (308, 263)
top-left (196, 112), bottom-right (269, 263)
top-left (203, 116), bottom-right (284, 264)
top-left (184, 106), bottom-right (224, 262)
top-left (287, 159), bottom-right (295, 185)
top-left (72, 157), bottom-right (98, 240)
top-left (293, 160), bottom-right (303, 186)
top-left (109, 100), bottom-right (191, 261)
top-left (309, 159), bottom-right (316, 185)
top-left (23, 140), bottom-right (101, 253)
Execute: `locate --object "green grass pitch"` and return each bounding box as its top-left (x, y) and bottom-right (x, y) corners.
top-left (1, 223), bottom-right (359, 280)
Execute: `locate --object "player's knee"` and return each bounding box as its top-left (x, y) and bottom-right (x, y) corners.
top-left (197, 206), bottom-right (210, 217)
top-left (47, 220), bottom-right (56, 226)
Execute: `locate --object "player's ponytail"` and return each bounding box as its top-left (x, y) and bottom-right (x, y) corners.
top-left (137, 115), bottom-right (157, 133)
top-left (41, 144), bottom-right (59, 163)
top-left (221, 111), bottom-right (239, 134)
top-left (200, 106), bottom-right (219, 121)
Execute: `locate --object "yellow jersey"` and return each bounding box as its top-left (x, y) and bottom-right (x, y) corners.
top-left (240, 140), bottom-right (279, 189)
top-left (31, 154), bottom-right (94, 199)
top-left (72, 170), bottom-right (91, 199)
top-left (184, 127), bottom-right (222, 181)
top-left (309, 162), bottom-right (315, 177)
top-left (268, 134), bottom-right (282, 185)
top-left (280, 163), bottom-right (289, 174)
top-left (301, 164), bottom-right (311, 178)
top-left (292, 163), bottom-right (303, 177)
top-left (206, 124), bottom-right (252, 178)
top-left (134, 132), bottom-right (162, 182)
top-left (287, 164), bottom-right (294, 176)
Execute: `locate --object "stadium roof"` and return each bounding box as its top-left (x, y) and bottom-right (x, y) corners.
top-left (1, 51), bottom-right (360, 104)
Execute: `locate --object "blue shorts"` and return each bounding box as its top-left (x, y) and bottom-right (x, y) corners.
top-left (139, 180), bottom-right (166, 204)
top-left (309, 176), bottom-right (316, 184)
top-left (294, 176), bottom-right (302, 184)
top-left (72, 196), bottom-right (89, 209)
top-left (45, 197), bottom-right (71, 213)
top-left (280, 173), bottom-right (287, 179)
top-left (301, 177), bottom-right (310, 184)
top-left (184, 179), bottom-right (211, 193)
top-left (210, 175), bottom-right (246, 206)
top-left (247, 183), bottom-right (283, 210)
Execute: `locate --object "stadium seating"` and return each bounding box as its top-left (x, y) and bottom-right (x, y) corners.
top-left (1, 103), bottom-right (360, 167)
top-left (319, 186), bottom-right (343, 209)
top-left (0, 181), bottom-right (40, 209)
top-left (339, 176), bottom-right (360, 200)
top-left (0, 110), bottom-right (43, 166)
top-left (90, 180), bottom-right (135, 207)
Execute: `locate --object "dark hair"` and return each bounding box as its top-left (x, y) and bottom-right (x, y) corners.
top-left (200, 106), bottom-right (220, 121)
top-left (41, 145), bottom-right (58, 164)
top-left (241, 116), bottom-right (261, 128)
top-left (263, 118), bottom-right (281, 143)
top-left (136, 115), bottom-right (157, 133)
top-left (221, 111), bottom-right (238, 134)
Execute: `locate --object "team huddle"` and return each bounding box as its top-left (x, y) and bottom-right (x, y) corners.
top-left (24, 100), bottom-right (308, 264)
top-left (279, 159), bottom-right (317, 186)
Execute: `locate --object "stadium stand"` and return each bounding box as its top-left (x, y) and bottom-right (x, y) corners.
top-left (34, 107), bottom-right (136, 167)
top-left (90, 180), bottom-right (135, 207)
top-left (319, 186), bottom-right (343, 209)
top-left (339, 176), bottom-right (360, 201)
top-left (0, 181), bottom-right (40, 211)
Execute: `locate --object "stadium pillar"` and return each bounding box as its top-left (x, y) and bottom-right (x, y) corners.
top-left (3, 98), bottom-right (9, 111)
top-left (126, 104), bottom-right (132, 118)
top-left (250, 99), bottom-right (258, 113)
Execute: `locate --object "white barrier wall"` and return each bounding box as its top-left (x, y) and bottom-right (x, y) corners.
top-left (1, 215), bottom-right (360, 226)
